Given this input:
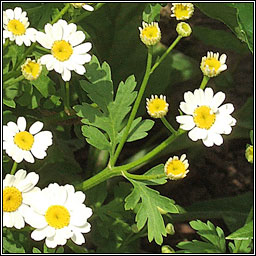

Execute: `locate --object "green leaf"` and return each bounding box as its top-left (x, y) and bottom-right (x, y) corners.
top-left (3, 228), bottom-right (27, 253)
top-left (195, 3), bottom-right (252, 52)
top-left (118, 117), bottom-right (154, 143)
top-left (30, 66), bottom-right (56, 98)
top-left (81, 125), bottom-right (111, 151)
top-left (228, 239), bottom-right (253, 253)
top-left (193, 26), bottom-right (249, 54)
top-left (124, 178), bottom-right (179, 245)
top-left (176, 220), bottom-right (226, 253)
top-left (3, 98), bottom-right (16, 108)
top-left (142, 3), bottom-right (162, 23)
top-left (249, 130), bottom-right (253, 145)
top-left (226, 220), bottom-right (253, 240)
top-left (142, 164), bottom-right (167, 185)
top-left (232, 3), bottom-right (253, 53)
top-left (74, 55), bottom-right (138, 157)
top-left (32, 247), bottom-right (42, 253)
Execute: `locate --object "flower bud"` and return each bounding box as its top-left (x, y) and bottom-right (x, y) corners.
top-left (161, 245), bottom-right (175, 253)
top-left (176, 22), bottom-right (192, 37)
top-left (166, 223), bottom-right (175, 235)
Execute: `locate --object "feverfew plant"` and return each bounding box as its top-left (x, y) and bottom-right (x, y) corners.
top-left (3, 2), bottom-right (253, 254)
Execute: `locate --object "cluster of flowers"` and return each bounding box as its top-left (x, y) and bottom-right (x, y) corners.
top-left (3, 117), bottom-right (92, 248)
top-left (139, 3), bottom-right (237, 180)
top-left (3, 5), bottom-right (93, 81)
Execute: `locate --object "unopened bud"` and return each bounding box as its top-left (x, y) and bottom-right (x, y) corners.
top-left (176, 22), bottom-right (192, 37)
top-left (157, 206), bottom-right (167, 215)
top-left (161, 245), bottom-right (175, 253)
top-left (166, 223), bottom-right (175, 235)
top-left (131, 224), bottom-right (139, 233)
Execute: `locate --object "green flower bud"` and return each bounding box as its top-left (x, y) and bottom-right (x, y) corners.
top-left (166, 223), bottom-right (175, 235)
top-left (161, 245), bottom-right (175, 253)
top-left (245, 145), bottom-right (253, 163)
top-left (176, 22), bottom-right (192, 37)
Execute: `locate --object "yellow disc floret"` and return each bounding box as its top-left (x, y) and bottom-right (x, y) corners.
top-left (51, 40), bottom-right (73, 62)
top-left (21, 58), bottom-right (42, 80)
top-left (193, 106), bottom-right (216, 129)
top-left (14, 131), bottom-right (35, 151)
top-left (164, 154), bottom-right (189, 180)
top-left (139, 21), bottom-right (161, 46)
top-left (146, 95), bottom-right (169, 118)
top-left (3, 187), bottom-right (23, 212)
top-left (171, 3), bottom-right (194, 20)
top-left (7, 19), bottom-right (26, 36)
top-left (45, 205), bottom-right (71, 229)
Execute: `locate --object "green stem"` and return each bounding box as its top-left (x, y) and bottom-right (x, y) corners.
top-left (64, 81), bottom-right (73, 116)
top-left (122, 171), bottom-right (166, 181)
top-left (51, 3), bottom-right (70, 24)
top-left (199, 75), bottom-right (210, 90)
top-left (111, 46), bottom-right (153, 167)
top-left (161, 117), bottom-right (177, 134)
top-left (35, 45), bottom-right (51, 53)
top-left (4, 75), bottom-right (24, 87)
top-left (77, 129), bottom-right (186, 191)
top-left (10, 161), bottom-right (18, 175)
top-left (150, 35), bottom-right (182, 74)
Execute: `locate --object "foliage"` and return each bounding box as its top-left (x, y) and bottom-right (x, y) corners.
top-left (2, 2), bottom-right (253, 254)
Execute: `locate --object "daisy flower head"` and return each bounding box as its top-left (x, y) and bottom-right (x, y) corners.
top-left (171, 3), bottom-right (194, 21)
top-left (71, 3), bottom-right (94, 11)
top-left (164, 154), bottom-right (189, 180)
top-left (176, 88), bottom-right (237, 147)
top-left (200, 51), bottom-right (227, 77)
top-left (3, 169), bottom-right (40, 229)
top-left (3, 7), bottom-right (37, 46)
top-left (27, 183), bottom-right (93, 248)
top-left (146, 95), bottom-right (169, 118)
top-left (21, 58), bottom-right (42, 80)
top-left (36, 19), bottom-right (92, 81)
top-left (3, 116), bottom-right (53, 163)
top-left (176, 22), bottom-right (192, 37)
top-left (139, 21), bottom-right (161, 46)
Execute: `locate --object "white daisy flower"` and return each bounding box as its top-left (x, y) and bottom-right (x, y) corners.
top-left (171, 3), bottom-right (194, 21)
top-left (71, 3), bottom-right (94, 11)
top-left (36, 19), bottom-right (92, 81)
top-left (3, 169), bottom-right (40, 229)
top-left (139, 21), bottom-right (161, 46)
top-left (27, 183), bottom-right (93, 248)
top-left (3, 116), bottom-right (53, 163)
top-left (176, 88), bottom-right (236, 147)
top-left (164, 154), bottom-right (189, 180)
top-left (21, 58), bottom-right (42, 80)
top-left (200, 51), bottom-right (227, 77)
top-left (146, 95), bottom-right (169, 118)
top-left (3, 7), bottom-right (37, 46)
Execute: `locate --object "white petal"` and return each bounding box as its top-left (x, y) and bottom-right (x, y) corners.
top-left (12, 147), bottom-right (25, 163)
top-left (70, 53), bottom-right (91, 65)
top-left (29, 121), bottom-right (44, 135)
top-left (14, 7), bottom-right (22, 20)
top-left (211, 91), bottom-right (225, 109)
top-left (188, 127), bottom-right (202, 141)
top-left (62, 68), bottom-right (71, 81)
top-left (5, 9), bottom-right (15, 20)
top-left (180, 102), bottom-right (196, 115)
top-left (13, 211), bottom-right (25, 229)
top-left (73, 42), bottom-right (92, 55)
top-left (7, 121), bottom-right (19, 134)
top-left (218, 103), bottom-right (234, 115)
top-left (17, 117), bottom-right (27, 131)
top-left (220, 54), bottom-right (227, 64)
top-left (23, 150), bottom-right (35, 163)
top-left (36, 31), bottom-right (53, 49)
top-left (202, 134), bottom-right (214, 147)
top-left (30, 147), bottom-right (47, 159)
top-left (82, 5), bottom-right (94, 11)
top-left (74, 64), bottom-right (86, 75)
top-left (176, 115), bottom-right (194, 125)
top-left (31, 226), bottom-right (54, 241)
top-left (63, 23), bottom-right (77, 40)
top-left (52, 22), bottom-right (63, 41)
top-left (13, 169), bottom-right (27, 185)
top-left (69, 31), bottom-right (85, 46)
top-left (71, 232), bottom-right (85, 245)
top-left (53, 60), bottom-right (64, 74)
top-left (17, 172), bottom-right (39, 192)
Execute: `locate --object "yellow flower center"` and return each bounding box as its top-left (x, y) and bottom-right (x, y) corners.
top-left (142, 26), bottom-right (159, 39)
top-left (7, 19), bottom-right (26, 36)
top-left (148, 98), bottom-right (167, 114)
top-left (193, 106), bottom-right (216, 129)
top-left (14, 131), bottom-right (34, 150)
top-left (51, 40), bottom-right (73, 62)
top-left (22, 61), bottom-right (41, 80)
top-left (3, 187), bottom-right (23, 212)
top-left (166, 160), bottom-right (186, 176)
top-left (204, 58), bottom-right (221, 72)
top-left (45, 205), bottom-right (70, 229)
top-left (174, 4), bottom-right (190, 19)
